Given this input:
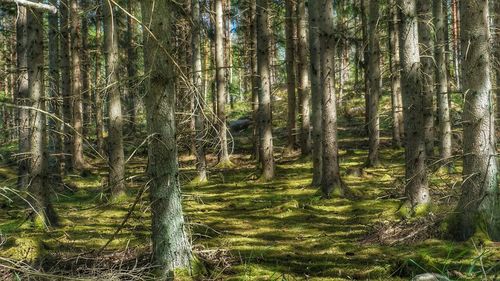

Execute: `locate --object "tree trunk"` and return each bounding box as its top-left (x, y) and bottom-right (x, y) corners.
top-left (388, 0), bottom-right (403, 148)
top-left (309, 0), bottom-right (322, 186)
top-left (284, 0), bottom-right (296, 152)
top-left (451, 0), bottom-right (461, 90)
top-left (494, 0), bottom-right (500, 122)
top-left (256, 0), bottom-right (274, 180)
top-left (215, 0), bottom-right (230, 164)
top-left (27, 3), bottom-right (58, 226)
top-left (319, 0), bottom-right (345, 197)
top-left (399, 0), bottom-right (430, 213)
top-left (296, 0), bottom-right (311, 155)
top-left (126, 0), bottom-right (139, 132)
top-left (16, 6), bottom-right (29, 189)
top-left (450, 0), bottom-right (499, 241)
top-left (418, 0), bottom-right (435, 158)
top-left (81, 0), bottom-right (91, 135)
top-left (94, 4), bottom-right (105, 157)
top-left (250, 0), bottom-right (259, 161)
top-left (103, 0), bottom-right (125, 199)
top-left (141, 1), bottom-right (192, 277)
top-left (192, 0), bottom-right (207, 183)
top-left (433, 0), bottom-right (452, 169)
top-left (48, 0), bottom-right (64, 182)
top-left (70, 0), bottom-right (85, 170)
top-left (366, 0), bottom-right (381, 167)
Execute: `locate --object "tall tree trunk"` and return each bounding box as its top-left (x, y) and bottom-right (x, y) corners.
top-left (388, 0), bottom-right (403, 148)
top-left (418, 0), bottom-right (435, 157)
top-left (103, 0), bottom-right (125, 199)
top-left (450, 0), bottom-right (499, 241)
top-left (434, 0), bottom-right (452, 169)
top-left (399, 0), bottom-right (430, 214)
top-left (70, 0), bottom-right (86, 170)
top-left (192, 0), bottom-right (207, 183)
top-left (48, 0), bottom-right (64, 182)
top-left (309, 0), bottom-right (322, 186)
top-left (284, 0), bottom-right (296, 152)
top-left (141, 1), bottom-right (192, 277)
top-left (94, 4), bottom-right (105, 157)
top-left (215, 0), bottom-right (230, 164)
top-left (296, 0), bottom-right (311, 155)
top-left (494, 0), bottom-right (500, 121)
top-left (60, 0), bottom-right (73, 170)
top-left (256, 0), bottom-right (274, 180)
top-left (126, 0), bottom-right (139, 131)
top-left (16, 6), bottom-right (29, 189)
top-left (250, 0), bottom-right (259, 161)
top-left (366, 0), bottom-right (381, 167)
top-left (451, 0), bottom-right (461, 90)
top-left (81, 0), bottom-right (91, 134)
top-left (319, 0), bottom-right (345, 197)
top-left (27, 3), bottom-right (58, 227)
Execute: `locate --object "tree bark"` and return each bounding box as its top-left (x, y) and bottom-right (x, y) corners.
top-left (250, 0), bottom-right (259, 161)
top-left (81, 0), bottom-right (91, 135)
top-left (399, 0), bottom-right (430, 213)
top-left (450, 0), bottom-right (499, 241)
top-left (126, 0), bottom-right (139, 132)
top-left (366, 0), bottom-right (381, 167)
top-left (418, 0), bottom-right (435, 158)
top-left (296, 0), bottom-right (311, 155)
top-left (70, 0), bottom-right (86, 170)
top-left (192, 0), bottom-right (207, 183)
top-left (141, 0), bottom-right (192, 277)
top-left (319, 0), bottom-right (345, 197)
top-left (27, 3), bottom-right (58, 226)
top-left (16, 6), bottom-right (29, 189)
top-left (60, 0), bottom-right (73, 170)
top-left (256, 0), bottom-right (274, 180)
top-left (494, 0), bottom-right (500, 122)
top-left (451, 0), bottom-right (461, 90)
top-left (0, 0), bottom-right (57, 13)
top-left (215, 0), bottom-right (230, 164)
top-left (103, 0), bottom-right (125, 199)
top-left (284, 0), bottom-right (296, 152)
top-left (94, 4), bottom-right (105, 157)
top-left (309, 0), bottom-right (322, 186)
top-left (388, 0), bottom-right (403, 148)
top-left (433, 0), bottom-right (452, 169)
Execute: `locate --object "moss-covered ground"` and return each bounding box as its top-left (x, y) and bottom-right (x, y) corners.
top-left (0, 96), bottom-right (499, 280)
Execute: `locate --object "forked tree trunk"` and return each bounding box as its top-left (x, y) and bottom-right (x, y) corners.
top-left (285, 0), bottom-right (296, 152)
top-left (103, 0), bottom-right (125, 199)
top-left (296, 0), bottom-right (311, 155)
top-left (433, 0), bottom-right (452, 169)
top-left (141, 1), bottom-right (192, 277)
top-left (366, 0), bottom-right (381, 167)
top-left (319, 0), bottom-right (345, 197)
top-left (309, 0), bottom-right (322, 186)
top-left (256, 0), bottom-right (274, 180)
top-left (450, 0), bottom-right (499, 241)
top-left (27, 3), bottom-right (58, 226)
top-left (192, 0), bottom-right (207, 182)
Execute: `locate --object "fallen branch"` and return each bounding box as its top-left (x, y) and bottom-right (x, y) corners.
top-left (0, 0), bottom-right (57, 14)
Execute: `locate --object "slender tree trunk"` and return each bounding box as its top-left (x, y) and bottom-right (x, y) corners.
top-left (192, 0), bottom-right (207, 183)
top-left (360, 0), bottom-right (369, 135)
top-left (418, 0), bottom-right (436, 158)
top-left (309, 0), bottom-right (322, 186)
top-left (296, 0), bottom-right (311, 155)
top-left (450, 0), bottom-right (499, 241)
top-left (366, 0), bottom-right (381, 167)
top-left (250, 0), bottom-right (259, 161)
top-left (494, 0), bottom-right (500, 121)
top-left (284, 0), bottom-right (296, 152)
top-left (48, 0), bottom-right (64, 182)
top-left (94, 5), bottom-right (105, 157)
top-left (434, 0), bottom-right (452, 169)
top-left (103, 0), bottom-right (125, 199)
top-left (319, 0), bottom-right (345, 198)
top-left (141, 1), bottom-right (192, 277)
top-left (16, 6), bottom-right (29, 189)
top-left (399, 0), bottom-right (430, 213)
top-left (215, 0), bottom-right (230, 164)
top-left (126, 0), bottom-right (138, 132)
top-left (70, 0), bottom-right (86, 170)
top-left (388, 0), bottom-right (403, 148)
top-left (81, 0), bottom-right (91, 135)
top-left (27, 3), bottom-right (58, 226)
top-left (451, 0), bottom-right (460, 90)
top-left (256, 0), bottom-right (274, 180)
top-left (60, 0), bottom-right (73, 170)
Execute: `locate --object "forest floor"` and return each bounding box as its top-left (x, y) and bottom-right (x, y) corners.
top-left (1, 97), bottom-right (500, 280)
